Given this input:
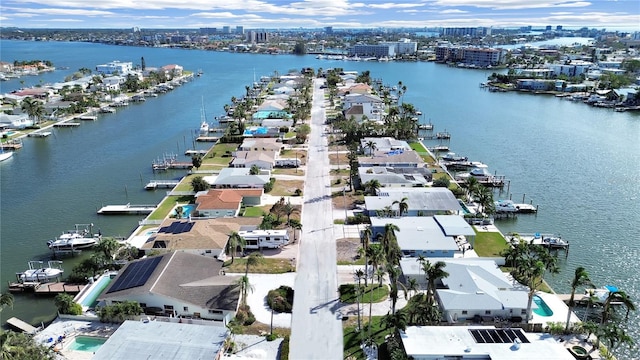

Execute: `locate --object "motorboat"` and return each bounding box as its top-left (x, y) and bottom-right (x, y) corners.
top-left (0, 149), bottom-right (13, 162)
top-left (18, 261), bottom-right (64, 282)
top-left (586, 285), bottom-right (620, 303)
top-left (47, 230), bottom-right (100, 250)
top-left (494, 200), bottom-right (518, 213)
top-left (441, 152), bottom-right (467, 162)
top-left (199, 121), bottom-right (209, 134)
top-left (541, 236), bottom-right (569, 249)
top-left (456, 167), bottom-right (493, 181)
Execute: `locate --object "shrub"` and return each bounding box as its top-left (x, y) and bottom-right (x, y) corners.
top-left (266, 334), bottom-right (277, 341)
top-left (264, 178), bottom-right (275, 193)
top-left (278, 336), bottom-right (290, 360)
top-left (267, 285), bottom-right (295, 313)
top-left (294, 188), bottom-right (302, 196)
top-left (354, 190), bottom-right (364, 196)
top-left (432, 177), bottom-right (450, 188)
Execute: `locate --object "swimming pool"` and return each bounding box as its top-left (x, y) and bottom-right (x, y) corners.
top-left (67, 336), bottom-right (107, 352)
top-left (77, 273), bottom-right (114, 309)
top-left (243, 126), bottom-right (269, 136)
top-left (533, 295), bottom-right (554, 317)
top-left (172, 204), bottom-right (195, 218)
top-left (458, 200), bottom-right (472, 214)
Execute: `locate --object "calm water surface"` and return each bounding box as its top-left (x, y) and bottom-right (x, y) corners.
top-left (0, 40), bottom-right (638, 357)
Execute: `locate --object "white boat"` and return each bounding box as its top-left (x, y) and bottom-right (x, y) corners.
top-left (441, 152), bottom-right (468, 162)
top-left (0, 149), bottom-right (13, 162)
top-left (586, 285), bottom-right (620, 303)
top-left (47, 230), bottom-right (99, 250)
top-left (199, 99), bottom-right (209, 134)
top-left (541, 236), bottom-right (569, 249)
top-left (494, 200), bottom-right (518, 213)
top-left (456, 167), bottom-right (493, 181)
top-left (18, 261), bottom-right (64, 282)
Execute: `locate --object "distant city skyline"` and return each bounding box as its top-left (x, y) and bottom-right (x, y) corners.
top-left (1, 0), bottom-right (639, 31)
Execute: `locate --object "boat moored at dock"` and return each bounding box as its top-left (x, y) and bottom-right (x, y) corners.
top-left (17, 261), bottom-right (64, 282)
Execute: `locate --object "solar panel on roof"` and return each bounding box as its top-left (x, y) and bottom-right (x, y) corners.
top-left (468, 329), bottom-right (530, 344)
top-left (158, 221), bottom-right (194, 234)
top-left (106, 256), bottom-right (162, 293)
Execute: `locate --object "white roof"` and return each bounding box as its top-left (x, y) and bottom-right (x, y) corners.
top-left (371, 217), bottom-right (458, 252)
top-left (434, 215), bottom-right (476, 236)
top-left (212, 168), bottom-right (270, 186)
top-left (401, 326), bottom-right (575, 360)
top-left (365, 188), bottom-right (462, 212)
top-left (92, 320), bottom-right (228, 360)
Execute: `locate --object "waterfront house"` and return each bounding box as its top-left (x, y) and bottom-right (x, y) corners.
top-left (231, 150), bottom-right (276, 169)
top-left (208, 167), bottom-right (271, 189)
top-left (360, 137), bottom-right (411, 156)
top-left (93, 320), bottom-right (229, 360)
top-left (141, 217), bottom-right (262, 258)
top-left (371, 216), bottom-right (459, 258)
top-left (161, 64), bottom-right (184, 77)
top-left (239, 137), bottom-right (283, 152)
top-left (358, 149), bottom-right (424, 168)
top-left (97, 251), bottom-right (241, 323)
top-left (359, 167), bottom-right (432, 188)
top-left (194, 188), bottom-right (263, 218)
top-left (399, 258), bottom-right (529, 323)
top-left (342, 93), bottom-right (384, 122)
top-left (0, 113), bottom-right (33, 129)
top-left (400, 325), bottom-right (575, 359)
top-left (365, 187), bottom-right (462, 217)
top-left (95, 60), bottom-right (133, 75)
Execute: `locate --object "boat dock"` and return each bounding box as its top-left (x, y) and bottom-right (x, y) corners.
top-left (54, 122), bottom-right (81, 127)
top-left (78, 115), bottom-right (97, 121)
top-left (6, 317), bottom-right (38, 334)
top-left (28, 131), bottom-right (52, 138)
top-left (418, 123), bottom-right (433, 130)
top-left (145, 180), bottom-right (181, 190)
top-left (196, 136), bottom-right (219, 142)
top-left (422, 132), bottom-right (451, 140)
top-left (1, 140), bottom-right (23, 150)
top-left (7, 281), bottom-right (85, 294)
top-left (185, 149), bottom-right (208, 156)
top-left (97, 203), bottom-right (157, 215)
top-left (507, 233), bottom-right (569, 250)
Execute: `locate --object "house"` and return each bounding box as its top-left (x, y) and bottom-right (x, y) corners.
top-left (400, 258), bottom-right (529, 323)
top-left (231, 151), bottom-right (276, 169)
top-left (161, 64), bottom-right (184, 77)
top-left (0, 113), bottom-right (33, 129)
top-left (239, 138), bottom-right (282, 152)
top-left (360, 137), bottom-right (411, 156)
top-left (101, 76), bottom-right (123, 91)
top-left (97, 251), bottom-right (241, 323)
top-left (371, 216), bottom-right (460, 258)
top-left (194, 188), bottom-right (263, 218)
top-left (207, 167), bottom-right (271, 189)
top-left (365, 187), bottom-right (462, 217)
top-left (141, 217), bottom-right (262, 258)
top-left (342, 93), bottom-right (384, 122)
top-left (92, 320), bottom-right (229, 360)
top-left (95, 60), bottom-right (133, 75)
top-left (13, 87), bottom-right (54, 99)
top-left (359, 167), bottom-right (432, 188)
top-left (400, 325), bottom-right (575, 360)
top-left (358, 150), bottom-right (424, 168)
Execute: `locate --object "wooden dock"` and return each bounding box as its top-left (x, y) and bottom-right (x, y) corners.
top-left (1, 141), bottom-right (23, 150)
top-left (28, 131), bottom-right (52, 138)
top-left (145, 179), bottom-right (181, 190)
top-left (6, 317), bottom-right (38, 334)
top-left (7, 281), bottom-right (84, 294)
top-left (54, 122), bottom-right (80, 127)
top-left (196, 136), bottom-right (219, 142)
top-left (97, 203), bottom-right (157, 215)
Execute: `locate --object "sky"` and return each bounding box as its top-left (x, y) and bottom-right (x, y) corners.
top-left (1, 0), bottom-right (639, 31)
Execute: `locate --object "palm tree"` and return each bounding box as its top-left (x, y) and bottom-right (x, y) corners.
top-left (96, 237), bottom-right (122, 260)
top-left (21, 97), bottom-right (45, 124)
top-left (565, 266), bottom-right (592, 332)
top-left (244, 252), bottom-right (264, 277)
top-left (0, 293), bottom-right (14, 312)
top-left (289, 219), bottom-right (302, 242)
top-left (354, 269), bottom-right (365, 333)
top-left (361, 226), bottom-right (372, 286)
top-left (602, 290), bottom-right (636, 324)
top-left (524, 260), bottom-right (546, 321)
top-left (392, 197), bottom-right (409, 217)
top-left (364, 179), bottom-right (381, 196)
top-left (387, 264), bottom-right (408, 315)
top-left (283, 202), bottom-right (299, 226)
top-left (364, 140), bottom-right (377, 157)
top-left (422, 260), bottom-right (449, 303)
top-left (235, 275), bottom-right (254, 306)
top-left (476, 185), bottom-right (494, 215)
top-left (462, 176), bottom-right (480, 202)
top-left (381, 310), bottom-right (408, 337)
top-left (225, 231), bottom-right (246, 265)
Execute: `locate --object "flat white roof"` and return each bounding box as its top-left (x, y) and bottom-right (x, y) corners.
top-left (434, 215), bottom-right (476, 236)
top-left (371, 217), bottom-right (458, 252)
top-left (92, 320), bottom-right (228, 360)
top-left (401, 326), bottom-right (574, 360)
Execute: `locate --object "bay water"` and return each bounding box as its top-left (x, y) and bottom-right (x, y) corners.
top-left (0, 40), bottom-right (638, 357)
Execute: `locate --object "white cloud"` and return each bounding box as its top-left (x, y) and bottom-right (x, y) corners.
top-left (368, 2), bottom-right (425, 9)
top-left (431, 0), bottom-right (592, 10)
top-left (440, 9), bottom-right (468, 13)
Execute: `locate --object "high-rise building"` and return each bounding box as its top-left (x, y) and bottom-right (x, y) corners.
top-left (222, 26), bottom-right (231, 34)
top-left (246, 31), bottom-right (269, 43)
top-left (236, 26), bottom-right (244, 35)
top-left (325, 26), bottom-right (333, 34)
top-left (556, 25), bottom-right (563, 31)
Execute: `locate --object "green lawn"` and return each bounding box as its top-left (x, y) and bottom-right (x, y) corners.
top-left (243, 206), bottom-right (265, 217)
top-left (174, 174), bottom-right (197, 191)
top-left (147, 195), bottom-right (193, 220)
top-left (343, 316), bottom-right (392, 360)
top-left (408, 141), bottom-right (436, 164)
top-left (473, 229), bottom-right (509, 257)
top-left (339, 284), bottom-right (389, 304)
top-left (223, 257), bottom-right (295, 274)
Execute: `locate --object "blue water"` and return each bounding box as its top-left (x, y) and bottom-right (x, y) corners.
top-left (68, 336), bottom-right (106, 352)
top-left (533, 295), bottom-right (554, 317)
top-left (172, 204), bottom-right (195, 218)
top-left (243, 126), bottom-right (269, 136)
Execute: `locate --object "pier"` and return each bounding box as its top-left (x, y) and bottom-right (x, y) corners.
top-left (6, 317), bottom-right (38, 334)
top-left (78, 115), bottom-right (97, 121)
top-left (28, 131), bottom-right (52, 138)
top-left (7, 281), bottom-right (85, 294)
top-left (196, 136), bottom-right (219, 142)
top-left (97, 203), bottom-right (157, 215)
top-left (145, 179), bottom-right (181, 190)
top-left (1, 140), bottom-right (23, 150)
top-left (422, 132), bottom-right (451, 140)
top-left (185, 149), bottom-right (208, 156)
top-left (54, 122), bottom-right (81, 127)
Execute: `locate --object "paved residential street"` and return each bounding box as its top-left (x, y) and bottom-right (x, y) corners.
top-left (289, 78), bottom-right (344, 359)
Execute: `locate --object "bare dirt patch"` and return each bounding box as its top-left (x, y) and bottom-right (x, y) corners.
top-left (336, 237), bottom-right (361, 262)
top-left (331, 191), bottom-right (364, 210)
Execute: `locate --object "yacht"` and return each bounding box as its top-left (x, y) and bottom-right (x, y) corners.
top-left (0, 148), bottom-right (13, 162)
top-left (441, 152), bottom-right (467, 162)
top-left (47, 230), bottom-right (100, 250)
top-left (494, 200), bottom-right (518, 213)
top-left (18, 261), bottom-right (64, 282)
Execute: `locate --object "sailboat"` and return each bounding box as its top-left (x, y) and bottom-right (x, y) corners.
top-left (0, 146), bottom-right (13, 162)
top-left (199, 99), bottom-right (209, 135)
